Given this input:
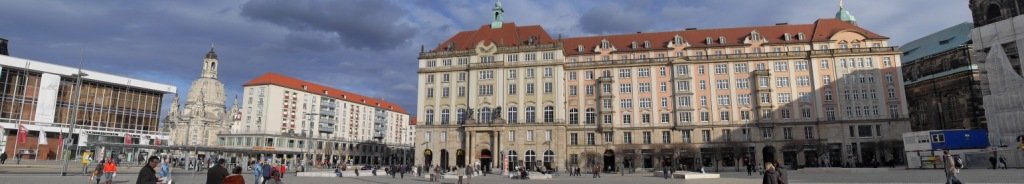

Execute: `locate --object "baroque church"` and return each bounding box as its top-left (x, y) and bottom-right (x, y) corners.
top-left (167, 47), bottom-right (240, 147)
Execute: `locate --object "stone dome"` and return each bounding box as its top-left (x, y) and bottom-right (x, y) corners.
top-left (184, 77), bottom-right (226, 111)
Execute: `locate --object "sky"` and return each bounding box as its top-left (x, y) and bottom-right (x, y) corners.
top-left (0, 0), bottom-right (972, 116)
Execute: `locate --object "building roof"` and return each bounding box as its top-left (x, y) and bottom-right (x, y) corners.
top-left (409, 117), bottom-right (416, 126)
top-left (243, 72), bottom-right (408, 114)
top-left (431, 22), bottom-right (556, 52)
top-left (899, 22), bottom-right (973, 63)
top-left (0, 55), bottom-right (176, 93)
top-left (562, 18), bottom-right (887, 56)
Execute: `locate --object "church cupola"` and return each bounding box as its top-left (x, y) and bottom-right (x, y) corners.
top-left (835, 0), bottom-right (857, 24)
top-left (201, 44), bottom-right (219, 79)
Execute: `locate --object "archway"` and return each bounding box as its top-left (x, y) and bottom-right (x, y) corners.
top-left (440, 149), bottom-right (449, 169)
top-left (480, 149), bottom-right (493, 173)
top-left (543, 150), bottom-right (555, 170)
top-left (456, 149), bottom-right (466, 167)
top-left (525, 150), bottom-right (537, 171)
top-left (423, 149), bottom-right (433, 167)
top-left (603, 149), bottom-right (615, 172)
top-left (763, 146), bottom-right (777, 164)
top-left (508, 150), bottom-right (519, 169)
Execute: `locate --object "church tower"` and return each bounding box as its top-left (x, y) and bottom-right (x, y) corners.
top-left (202, 46), bottom-right (219, 79)
top-left (167, 45), bottom-right (231, 147)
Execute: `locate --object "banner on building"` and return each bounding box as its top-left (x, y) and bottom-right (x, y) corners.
top-left (34, 73), bottom-right (61, 124)
top-left (38, 130), bottom-right (47, 145)
top-left (17, 124), bottom-right (26, 144)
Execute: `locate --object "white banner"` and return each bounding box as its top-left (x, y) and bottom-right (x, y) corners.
top-left (34, 73), bottom-right (61, 124)
top-left (38, 130), bottom-right (47, 145)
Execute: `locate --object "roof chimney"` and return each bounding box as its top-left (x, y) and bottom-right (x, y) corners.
top-left (776, 22), bottom-right (789, 25)
top-left (685, 28), bottom-right (697, 30)
top-left (636, 32), bottom-right (642, 34)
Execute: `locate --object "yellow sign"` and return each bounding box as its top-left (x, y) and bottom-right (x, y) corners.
top-left (253, 146), bottom-right (276, 151)
top-left (82, 151), bottom-right (92, 164)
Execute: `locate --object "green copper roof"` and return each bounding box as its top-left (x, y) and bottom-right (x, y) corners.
top-left (835, 7), bottom-right (856, 24)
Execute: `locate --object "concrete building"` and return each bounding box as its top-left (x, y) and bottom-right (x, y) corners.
top-left (166, 47), bottom-right (238, 148)
top-left (967, 0), bottom-right (1024, 168)
top-left (416, 1), bottom-right (909, 172)
top-left (901, 22), bottom-right (985, 131)
top-left (219, 72), bottom-right (412, 166)
top-left (0, 52), bottom-right (175, 161)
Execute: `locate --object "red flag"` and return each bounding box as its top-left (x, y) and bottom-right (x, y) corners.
top-left (124, 134), bottom-right (132, 145)
top-left (16, 125), bottom-right (27, 144)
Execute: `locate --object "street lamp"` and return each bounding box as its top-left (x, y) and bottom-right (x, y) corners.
top-left (303, 113), bottom-right (321, 169)
top-left (60, 70), bottom-right (87, 176)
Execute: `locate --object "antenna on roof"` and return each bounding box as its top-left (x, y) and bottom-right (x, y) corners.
top-left (420, 45), bottom-right (424, 53)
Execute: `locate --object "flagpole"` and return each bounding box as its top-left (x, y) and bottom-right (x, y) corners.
top-left (13, 122), bottom-right (20, 164)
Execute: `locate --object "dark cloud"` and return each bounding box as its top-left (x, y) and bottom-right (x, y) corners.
top-left (240, 0), bottom-right (415, 50)
top-left (578, 3), bottom-right (654, 34)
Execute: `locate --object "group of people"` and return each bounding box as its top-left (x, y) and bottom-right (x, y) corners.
top-left (249, 160), bottom-right (288, 184)
top-left (91, 157), bottom-right (125, 184)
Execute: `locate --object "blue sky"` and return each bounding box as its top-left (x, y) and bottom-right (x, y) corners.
top-left (0, 0), bottom-right (971, 115)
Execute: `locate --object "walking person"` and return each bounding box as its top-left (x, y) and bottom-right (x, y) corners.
top-left (207, 159), bottom-right (229, 184)
top-left (223, 166), bottom-right (245, 184)
top-left (93, 160), bottom-right (105, 184)
top-left (762, 162), bottom-right (781, 184)
top-left (0, 152), bottom-right (6, 164)
top-left (136, 156), bottom-right (161, 184)
top-left (592, 165), bottom-right (600, 178)
top-left (746, 159), bottom-right (754, 176)
top-left (989, 156), bottom-right (997, 169)
top-left (159, 158), bottom-right (172, 184)
top-left (251, 161), bottom-right (262, 184)
top-left (944, 150), bottom-right (962, 184)
top-left (261, 162), bottom-right (274, 184)
top-left (265, 170), bottom-right (284, 184)
top-left (103, 158), bottom-right (118, 184)
top-left (662, 159), bottom-right (671, 179)
top-left (999, 157), bottom-right (1008, 169)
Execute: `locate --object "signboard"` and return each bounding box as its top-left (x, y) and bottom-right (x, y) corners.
top-left (253, 146), bottom-right (276, 151)
top-left (33, 73), bottom-right (60, 124)
top-left (503, 155), bottom-right (509, 175)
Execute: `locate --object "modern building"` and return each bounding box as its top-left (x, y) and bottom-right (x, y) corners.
top-left (220, 72), bottom-right (413, 166)
top-left (0, 52), bottom-right (175, 161)
top-left (166, 47), bottom-right (239, 148)
top-left (967, 0), bottom-right (1024, 168)
top-left (900, 22), bottom-right (985, 131)
top-left (416, 1), bottom-right (909, 172)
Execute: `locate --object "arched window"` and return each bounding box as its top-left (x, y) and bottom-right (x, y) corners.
top-left (526, 106), bottom-right (536, 123)
top-left (440, 108), bottom-right (450, 125)
top-left (425, 109), bottom-right (434, 125)
top-left (543, 150), bottom-right (555, 169)
top-left (508, 150), bottom-right (519, 168)
top-left (508, 106), bottom-right (518, 124)
top-left (585, 108), bottom-right (596, 124)
top-left (569, 108), bottom-right (579, 124)
top-left (544, 106), bottom-right (554, 123)
top-left (525, 150), bottom-right (537, 170)
top-left (457, 108), bottom-right (466, 124)
top-left (480, 107), bottom-right (492, 123)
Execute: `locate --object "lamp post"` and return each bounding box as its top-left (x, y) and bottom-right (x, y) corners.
top-left (60, 70), bottom-right (87, 176)
top-left (303, 113), bottom-right (321, 169)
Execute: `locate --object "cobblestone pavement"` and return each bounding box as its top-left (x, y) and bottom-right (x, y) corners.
top-left (0, 166), bottom-right (1022, 184)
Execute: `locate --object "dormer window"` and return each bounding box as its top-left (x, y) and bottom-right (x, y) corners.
top-left (718, 36), bottom-right (726, 44)
top-left (705, 37), bottom-right (713, 45)
top-left (631, 41), bottom-right (638, 49)
top-left (750, 31), bottom-right (760, 41)
top-left (797, 32), bottom-right (805, 40)
top-left (601, 39), bottom-right (610, 49)
top-left (526, 36), bottom-right (538, 45)
top-left (643, 41), bottom-right (651, 48)
top-left (302, 85), bottom-right (308, 90)
top-left (446, 42), bottom-right (455, 51)
top-left (784, 33), bottom-right (792, 41)
top-left (674, 35), bottom-right (683, 45)
top-left (323, 90), bottom-right (329, 95)
top-left (577, 45), bottom-right (584, 52)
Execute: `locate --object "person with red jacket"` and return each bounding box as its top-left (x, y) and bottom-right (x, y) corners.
top-left (278, 164), bottom-right (286, 178)
top-left (103, 158), bottom-right (118, 184)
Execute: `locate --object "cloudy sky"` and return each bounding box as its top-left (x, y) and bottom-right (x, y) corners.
top-left (0, 0), bottom-right (971, 115)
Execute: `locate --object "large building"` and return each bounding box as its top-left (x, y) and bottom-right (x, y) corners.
top-left (0, 52), bottom-right (175, 161)
top-left (416, 2), bottom-right (909, 172)
top-left (900, 22), bottom-right (985, 131)
top-left (219, 72), bottom-right (413, 166)
top-left (967, 0), bottom-right (1024, 168)
top-left (167, 47), bottom-right (238, 148)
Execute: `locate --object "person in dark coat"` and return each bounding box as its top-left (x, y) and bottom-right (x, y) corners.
top-left (762, 162), bottom-right (781, 184)
top-left (136, 156), bottom-right (161, 184)
top-left (206, 159), bottom-right (229, 184)
top-left (0, 152), bottom-right (7, 164)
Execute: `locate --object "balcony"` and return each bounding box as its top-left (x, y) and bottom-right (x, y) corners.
top-left (418, 65), bottom-right (469, 73)
top-left (564, 57), bottom-right (672, 69)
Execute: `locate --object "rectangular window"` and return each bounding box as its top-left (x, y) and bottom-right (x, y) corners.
top-left (620, 84), bottom-right (632, 93)
top-left (643, 131), bottom-right (652, 144)
top-left (544, 67), bottom-right (553, 78)
top-left (638, 68), bottom-right (651, 77)
top-left (722, 129), bottom-right (732, 142)
top-left (716, 80), bottom-right (729, 89)
top-left (568, 85), bottom-right (577, 96)
top-left (736, 79), bottom-right (750, 89)
top-left (544, 82), bottom-right (553, 93)
top-left (783, 127), bottom-right (793, 140)
top-left (587, 133), bottom-right (595, 145)
top-left (662, 131), bottom-right (671, 144)
top-left (735, 63), bottom-right (748, 73)
top-left (527, 130), bottom-right (534, 141)
top-left (619, 69), bottom-right (632, 78)
top-left (776, 77), bottom-right (790, 87)
top-left (623, 132), bottom-right (633, 144)
top-left (623, 114), bottom-right (632, 124)
top-left (702, 130), bottom-right (712, 142)
top-left (570, 133), bottom-right (578, 145)
top-left (509, 131), bottom-right (516, 141)
top-left (661, 113), bottom-right (670, 123)
top-left (804, 126), bottom-right (814, 139)
top-left (604, 132), bottom-right (613, 143)
top-left (682, 130), bottom-right (692, 143)
top-left (762, 128), bottom-right (773, 140)
top-left (718, 95), bottom-right (730, 105)
top-left (720, 111), bottom-right (730, 121)
top-left (715, 64), bottom-right (728, 74)
top-left (639, 83), bottom-right (652, 93)
top-left (508, 84), bottom-right (517, 95)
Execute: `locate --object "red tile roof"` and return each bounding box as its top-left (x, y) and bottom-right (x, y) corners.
top-left (243, 72), bottom-right (408, 114)
top-left (431, 22), bottom-right (556, 52)
top-left (563, 19), bottom-right (886, 56)
top-left (410, 117), bottom-right (416, 126)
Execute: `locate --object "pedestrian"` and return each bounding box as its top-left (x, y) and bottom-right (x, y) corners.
top-left (775, 162), bottom-right (788, 184)
top-left (103, 158), bottom-right (118, 184)
top-left (159, 158), bottom-right (172, 184)
top-left (944, 150), bottom-right (962, 184)
top-left (762, 162), bottom-right (781, 184)
top-left (261, 162), bottom-right (274, 184)
top-left (592, 165), bottom-right (600, 178)
top-left (662, 159), bottom-right (671, 179)
top-left (265, 170), bottom-right (284, 184)
top-left (16, 152), bottom-right (21, 164)
top-left (93, 160), bottom-right (105, 184)
top-left (354, 166), bottom-right (360, 176)
top-left (0, 152), bottom-right (6, 164)
top-left (999, 157), bottom-right (1008, 169)
top-left (223, 166), bottom-right (245, 184)
top-left (83, 153), bottom-right (93, 175)
top-left (136, 156), bottom-right (161, 184)
top-left (278, 164), bottom-right (286, 179)
top-left (400, 165), bottom-right (405, 179)
top-left (207, 159), bottom-right (229, 184)
top-left (747, 160), bottom-right (754, 176)
top-left (989, 156), bottom-right (997, 169)
top-left (251, 161), bottom-right (263, 184)
top-left (334, 166), bottom-right (343, 178)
